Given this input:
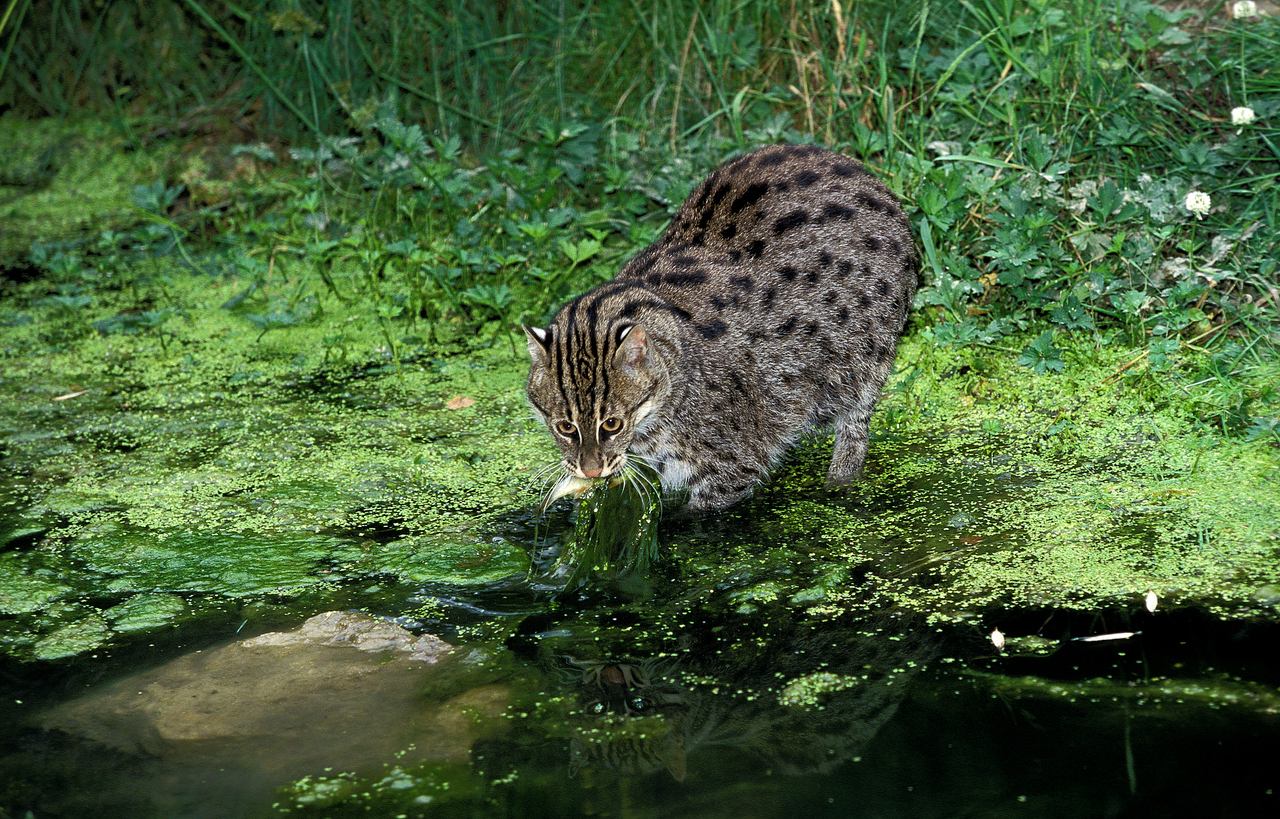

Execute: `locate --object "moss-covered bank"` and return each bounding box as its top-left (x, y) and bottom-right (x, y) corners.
top-left (1, 250), bottom-right (1277, 661)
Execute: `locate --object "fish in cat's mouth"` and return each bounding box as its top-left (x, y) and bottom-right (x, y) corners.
top-left (544, 456), bottom-right (629, 509)
top-left (543, 473), bottom-right (605, 509)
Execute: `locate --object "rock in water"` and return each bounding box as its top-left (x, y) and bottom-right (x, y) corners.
top-left (38, 611), bottom-right (507, 817)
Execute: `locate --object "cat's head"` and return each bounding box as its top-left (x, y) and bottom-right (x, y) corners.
top-left (564, 658), bottom-right (689, 781)
top-left (523, 321), bottom-right (667, 480)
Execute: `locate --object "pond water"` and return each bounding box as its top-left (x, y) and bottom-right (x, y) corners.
top-left (1, 331), bottom-right (1277, 818)
top-left (1, 473), bottom-right (1277, 819)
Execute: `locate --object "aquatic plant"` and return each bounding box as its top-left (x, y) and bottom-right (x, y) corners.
top-left (536, 463), bottom-right (663, 596)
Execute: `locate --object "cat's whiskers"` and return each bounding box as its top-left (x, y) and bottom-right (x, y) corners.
top-left (620, 455), bottom-right (663, 515)
top-left (531, 461), bottom-right (578, 514)
top-left (624, 451), bottom-right (660, 472)
top-left (539, 471), bottom-right (603, 514)
top-left (529, 461), bottom-right (565, 496)
top-left (530, 451), bottom-right (665, 516)
top-left (532, 461), bottom-right (563, 484)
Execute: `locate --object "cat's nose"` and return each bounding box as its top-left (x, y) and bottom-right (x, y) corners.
top-left (582, 467), bottom-right (603, 478)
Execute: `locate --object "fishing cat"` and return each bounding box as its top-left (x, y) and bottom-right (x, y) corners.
top-left (524, 143), bottom-right (918, 510)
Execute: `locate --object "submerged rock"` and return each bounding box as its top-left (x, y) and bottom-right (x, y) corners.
top-left (240, 609), bottom-right (453, 661)
top-left (36, 611), bottom-right (508, 817)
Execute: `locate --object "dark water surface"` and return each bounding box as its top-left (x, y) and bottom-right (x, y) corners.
top-left (1, 533), bottom-right (1277, 819)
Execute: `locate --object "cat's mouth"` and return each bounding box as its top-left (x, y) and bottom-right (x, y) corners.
top-left (572, 453), bottom-right (627, 481)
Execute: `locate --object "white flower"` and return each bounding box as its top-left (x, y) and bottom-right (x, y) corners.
top-left (1233, 1), bottom-right (1259, 19)
top-left (1184, 190), bottom-right (1211, 220)
top-left (1231, 106), bottom-right (1256, 126)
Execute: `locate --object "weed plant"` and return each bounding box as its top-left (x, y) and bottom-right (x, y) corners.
top-left (3, 0), bottom-right (1277, 442)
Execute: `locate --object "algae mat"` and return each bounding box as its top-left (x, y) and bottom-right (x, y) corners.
top-left (2, 258), bottom-right (1278, 661)
top-left (0, 266), bottom-right (548, 659)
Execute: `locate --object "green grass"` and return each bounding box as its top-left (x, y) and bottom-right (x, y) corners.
top-left (0, 0), bottom-right (1277, 663)
top-left (1, 0), bottom-right (1277, 442)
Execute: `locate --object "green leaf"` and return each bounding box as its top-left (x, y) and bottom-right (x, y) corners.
top-left (1050, 295), bottom-right (1095, 331)
top-left (461, 284), bottom-right (513, 313)
top-left (1018, 331), bottom-right (1065, 374)
top-left (1148, 337), bottom-right (1180, 370)
top-left (559, 237), bottom-right (603, 266)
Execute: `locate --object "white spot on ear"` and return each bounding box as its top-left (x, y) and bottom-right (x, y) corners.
top-left (523, 325), bottom-right (552, 360)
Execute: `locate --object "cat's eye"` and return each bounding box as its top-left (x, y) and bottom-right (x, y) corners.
top-left (600, 417), bottom-right (623, 434)
top-left (554, 420), bottom-right (577, 437)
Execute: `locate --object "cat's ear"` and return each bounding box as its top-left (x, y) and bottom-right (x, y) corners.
top-left (614, 323), bottom-right (648, 368)
top-left (523, 325), bottom-right (552, 361)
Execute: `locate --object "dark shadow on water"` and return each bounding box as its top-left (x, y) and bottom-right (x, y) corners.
top-left (475, 601), bottom-right (1279, 819)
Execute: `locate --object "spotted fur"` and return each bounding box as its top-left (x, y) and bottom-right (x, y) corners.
top-left (524, 144), bottom-right (918, 510)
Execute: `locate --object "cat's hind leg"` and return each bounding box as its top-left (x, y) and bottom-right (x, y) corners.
top-left (825, 405), bottom-right (873, 488)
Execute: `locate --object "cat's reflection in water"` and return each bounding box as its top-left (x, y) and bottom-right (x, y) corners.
top-left (540, 604), bottom-right (938, 784)
top-left (558, 655), bottom-right (690, 780)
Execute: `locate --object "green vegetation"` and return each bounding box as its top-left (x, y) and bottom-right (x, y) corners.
top-left (4, 0), bottom-right (1276, 424)
top-left (0, 0), bottom-right (1277, 666)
